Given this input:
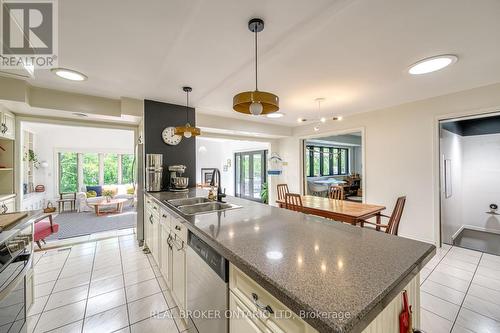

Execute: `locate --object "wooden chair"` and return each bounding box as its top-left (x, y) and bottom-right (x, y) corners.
top-left (57, 192), bottom-right (76, 212)
top-left (361, 196), bottom-right (406, 235)
top-left (284, 193), bottom-right (303, 212)
top-left (329, 186), bottom-right (344, 200)
top-left (277, 184), bottom-right (289, 201)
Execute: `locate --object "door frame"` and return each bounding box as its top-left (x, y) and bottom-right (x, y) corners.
top-left (433, 107), bottom-right (500, 247)
top-left (234, 149), bottom-right (268, 202)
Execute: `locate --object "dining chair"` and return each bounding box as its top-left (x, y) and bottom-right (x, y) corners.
top-left (307, 182), bottom-right (328, 197)
top-left (284, 193), bottom-right (303, 212)
top-left (329, 186), bottom-right (344, 200)
top-left (361, 196), bottom-right (406, 235)
top-left (277, 184), bottom-right (289, 201)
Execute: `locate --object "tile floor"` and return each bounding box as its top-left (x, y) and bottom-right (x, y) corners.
top-left (7, 234), bottom-right (500, 333)
top-left (420, 244), bottom-right (500, 333)
top-left (17, 233), bottom-right (194, 333)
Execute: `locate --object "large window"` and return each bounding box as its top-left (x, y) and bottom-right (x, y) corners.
top-left (59, 153), bottom-right (78, 192)
top-left (305, 145), bottom-right (349, 177)
top-left (58, 152), bottom-right (134, 192)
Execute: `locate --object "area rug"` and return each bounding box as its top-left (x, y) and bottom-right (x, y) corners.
top-left (46, 207), bottom-right (137, 240)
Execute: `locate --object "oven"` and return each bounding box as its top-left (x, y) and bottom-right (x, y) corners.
top-left (0, 224), bottom-right (33, 333)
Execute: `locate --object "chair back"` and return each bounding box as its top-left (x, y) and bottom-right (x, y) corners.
top-left (329, 186), bottom-right (344, 200)
top-left (277, 184), bottom-right (289, 201)
top-left (60, 192), bottom-right (76, 200)
top-left (284, 193), bottom-right (303, 212)
top-left (387, 196), bottom-right (406, 235)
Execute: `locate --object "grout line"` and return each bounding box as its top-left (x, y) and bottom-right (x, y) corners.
top-left (449, 252), bottom-right (483, 332)
top-left (420, 244), bottom-right (451, 285)
top-left (80, 240), bottom-right (98, 333)
top-left (118, 232), bottom-right (132, 328)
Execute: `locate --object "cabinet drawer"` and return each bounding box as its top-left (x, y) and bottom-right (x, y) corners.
top-left (230, 265), bottom-right (317, 333)
top-left (145, 196), bottom-right (160, 215)
top-left (171, 218), bottom-right (187, 243)
top-left (159, 208), bottom-right (171, 229)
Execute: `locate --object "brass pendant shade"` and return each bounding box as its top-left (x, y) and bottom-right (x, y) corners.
top-left (233, 91), bottom-right (279, 115)
top-left (175, 86), bottom-right (201, 138)
top-left (233, 18), bottom-right (279, 116)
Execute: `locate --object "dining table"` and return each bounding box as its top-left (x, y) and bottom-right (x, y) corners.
top-left (276, 195), bottom-right (386, 226)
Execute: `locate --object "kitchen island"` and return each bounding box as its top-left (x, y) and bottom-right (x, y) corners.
top-left (145, 190), bottom-right (435, 333)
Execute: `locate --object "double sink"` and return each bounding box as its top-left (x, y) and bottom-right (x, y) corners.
top-left (166, 197), bottom-right (241, 216)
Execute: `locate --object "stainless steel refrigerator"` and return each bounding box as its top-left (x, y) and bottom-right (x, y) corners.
top-left (134, 141), bottom-right (145, 245)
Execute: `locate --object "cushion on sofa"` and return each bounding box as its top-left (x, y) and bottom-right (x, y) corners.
top-left (86, 186), bottom-right (102, 197)
top-left (86, 190), bottom-right (97, 198)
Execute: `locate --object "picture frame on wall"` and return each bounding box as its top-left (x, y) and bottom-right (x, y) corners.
top-left (201, 168), bottom-right (216, 185)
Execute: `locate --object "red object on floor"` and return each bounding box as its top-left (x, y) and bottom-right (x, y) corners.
top-left (399, 290), bottom-right (411, 333)
top-left (34, 215), bottom-right (59, 249)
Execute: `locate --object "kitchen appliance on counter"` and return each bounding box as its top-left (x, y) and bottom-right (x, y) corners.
top-left (146, 154), bottom-right (163, 192)
top-left (0, 221), bottom-right (34, 333)
top-left (168, 165), bottom-right (189, 192)
top-left (187, 231), bottom-right (228, 333)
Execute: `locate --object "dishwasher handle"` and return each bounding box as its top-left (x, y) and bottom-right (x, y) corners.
top-left (251, 292), bottom-right (274, 315)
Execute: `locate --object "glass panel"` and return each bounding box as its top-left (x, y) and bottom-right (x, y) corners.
top-left (121, 154), bottom-right (134, 184)
top-left (104, 154), bottom-right (119, 185)
top-left (305, 147), bottom-right (310, 177)
top-left (83, 153), bottom-right (99, 186)
top-left (235, 155), bottom-right (240, 196)
top-left (59, 152), bottom-right (78, 192)
top-left (340, 149), bottom-right (347, 174)
top-left (242, 155), bottom-right (250, 196)
top-left (252, 153), bottom-right (262, 199)
top-left (313, 147), bottom-right (321, 176)
top-left (322, 148), bottom-right (330, 175)
top-left (333, 148), bottom-right (339, 175)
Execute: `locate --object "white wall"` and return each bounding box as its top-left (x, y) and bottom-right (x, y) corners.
top-left (461, 133), bottom-right (500, 234)
top-left (22, 122), bottom-right (134, 201)
top-left (440, 129), bottom-right (464, 243)
top-left (278, 83), bottom-right (500, 244)
top-left (196, 137), bottom-right (269, 196)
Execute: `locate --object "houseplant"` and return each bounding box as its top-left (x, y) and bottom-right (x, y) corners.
top-left (260, 182), bottom-right (269, 204)
top-left (102, 189), bottom-right (114, 202)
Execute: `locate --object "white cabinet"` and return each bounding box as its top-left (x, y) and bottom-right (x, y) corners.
top-left (0, 111), bottom-right (15, 140)
top-left (171, 222), bottom-right (187, 314)
top-left (159, 211), bottom-right (172, 288)
top-left (230, 292), bottom-right (266, 333)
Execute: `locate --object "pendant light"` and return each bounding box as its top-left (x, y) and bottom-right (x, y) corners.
top-left (175, 86), bottom-right (201, 138)
top-left (233, 18), bottom-right (279, 116)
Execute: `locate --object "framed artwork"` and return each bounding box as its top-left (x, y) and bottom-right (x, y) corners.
top-left (201, 168), bottom-right (216, 185)
top-left (444, 159), bottom-right (452, 198)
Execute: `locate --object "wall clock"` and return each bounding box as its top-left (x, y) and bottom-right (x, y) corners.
top-left (162, 127), bottom-right (182, 146)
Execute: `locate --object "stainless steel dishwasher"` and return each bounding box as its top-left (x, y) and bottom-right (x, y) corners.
top-left (187, 231), bottom-right (229, 333)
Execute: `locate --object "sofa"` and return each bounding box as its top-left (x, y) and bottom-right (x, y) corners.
top-left (76, 185), bottom-right (135, 212)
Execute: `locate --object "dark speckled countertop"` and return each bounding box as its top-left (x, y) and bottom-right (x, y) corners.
top-left (147, 190), bottom-right (435, 333)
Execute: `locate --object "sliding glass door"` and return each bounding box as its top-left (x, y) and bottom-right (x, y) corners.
top-left (235, 150), bottom-right (267, 202)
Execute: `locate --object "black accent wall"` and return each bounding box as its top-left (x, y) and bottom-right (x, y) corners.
top-left (442, 115), bottom-right (500, 136)
top-left (144, 100), bottom-right (196, 190)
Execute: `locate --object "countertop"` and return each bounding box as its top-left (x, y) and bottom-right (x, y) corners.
top-left (0, 210), bottom-right (46, 244)
top-left (147, 190), bottom-right (435, 333)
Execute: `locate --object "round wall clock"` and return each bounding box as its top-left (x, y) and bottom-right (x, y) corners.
top-left (162, 127), bottom-right (182, 145)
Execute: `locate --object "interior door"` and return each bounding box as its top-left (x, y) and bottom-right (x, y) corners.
top-left (235, 150), bottom-right (267, 202)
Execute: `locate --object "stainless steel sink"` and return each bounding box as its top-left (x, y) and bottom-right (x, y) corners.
top-left (167, 197), bottom-right (212, 207)
top-left (176, 202), bottom-right (241, 216)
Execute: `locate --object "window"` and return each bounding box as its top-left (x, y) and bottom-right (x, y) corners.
top-left (121, 154), bottom-right (134, 184)
top-left (306, 145), bottom-right (349, 177)
top-left (59, 152), bottom-right (78, 192)
top-left (83, 153), bottom-right (99, 186)
top-left (103, 154), bottom-right (118, 185)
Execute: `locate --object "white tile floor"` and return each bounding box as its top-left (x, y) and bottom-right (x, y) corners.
top-left (22, 234), bottom-right (195, 333)
top-left (420, 244), bottom-right (500, 333)
top-left (9, 235), bottom-right (500, 333)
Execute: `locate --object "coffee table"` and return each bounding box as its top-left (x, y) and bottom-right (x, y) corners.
top-left (88, 198), bottom-right (128, 216)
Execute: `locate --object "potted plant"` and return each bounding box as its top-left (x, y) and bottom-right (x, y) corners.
top-left (260, 182), bottom-right (269, 204)
top-left (102, 189), bottom-right (114, 202)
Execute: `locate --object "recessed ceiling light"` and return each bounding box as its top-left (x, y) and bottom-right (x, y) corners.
top-left (408, 55), bottom-right (458, 75)
top-left (314, 126), bottom-right (320, 132)
top-left (320, 117), bottom-right (326, 123)
top-left (297, 118), bottom-right (307, 123)
top-left (72, 112), bottom-right (88, 117)
top-left (266, 113), bottom-right (284, 118)
top-left (51, 68), bottom-right (87, 81)
top-left (332, 116), bottom-right (343, 121)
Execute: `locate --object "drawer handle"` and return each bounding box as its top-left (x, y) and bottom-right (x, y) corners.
top-left (162, 214), bottom-right (167, 218)
top-left (251, 293), bottom-right (274, 315)
top-left (153, 206), bottom-right (158, 210)
top-left (149, 214), bottom-right (154, 224)
top-left (175, 225), bottom-right (181, 231)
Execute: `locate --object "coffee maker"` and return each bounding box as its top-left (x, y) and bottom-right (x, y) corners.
top-left (168, 165), bottom-right (189, 192)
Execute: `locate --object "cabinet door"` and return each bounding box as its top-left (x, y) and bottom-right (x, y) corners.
top-left (230, 292), bottom-right (266, 333)
top-left (159, 225), bottom-right (171, 286)
top-left (2, 112), bottom-right (15, 139)
top-left (171, 242), bottom-right (186, 313)
top-left (152, 217), bottom-right (160, 265)
top-left (1, 198), bottom-right (15, 214)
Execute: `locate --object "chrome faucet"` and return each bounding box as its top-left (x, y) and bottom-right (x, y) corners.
top-left (210, 168), bottom-right (226, 203)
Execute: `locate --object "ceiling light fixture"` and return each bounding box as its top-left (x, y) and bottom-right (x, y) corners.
top-left (51, 68), bottom-right (87, 81)
top-left (72, 112), bottom-right (88, 117)
top-left (332, 115), bottom-right (343, 121)
top-left (408, 54), bottom-right (458, 75)
top-left (175, 87), bottom-right (201, 138)
top-left (266, 113), bottom-right (284, 119)
top-left (233, 18), bottom-right (279, 116)
top-left (297, 118), bottom-right (307, 123)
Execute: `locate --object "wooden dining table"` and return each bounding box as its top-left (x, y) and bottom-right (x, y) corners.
top-left (276, 195), bottom-right (386, 226)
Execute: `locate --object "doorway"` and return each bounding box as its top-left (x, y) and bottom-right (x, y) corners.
top-left (439, 113), bottom-right (500, 255)
top-left (235, 150), bottom-right (268, 202)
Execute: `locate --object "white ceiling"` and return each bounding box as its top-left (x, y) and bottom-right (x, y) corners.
top-left (23, 0), bottom-right (500, 126)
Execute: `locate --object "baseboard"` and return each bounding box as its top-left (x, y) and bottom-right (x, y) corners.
top-left (398, 233), bottom-right (436, 246)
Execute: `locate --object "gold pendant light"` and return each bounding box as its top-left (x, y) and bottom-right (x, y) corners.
top-left (175, 87), bottom-right (201, 138)
top-left (233, 18), bottom-right (279, 116)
